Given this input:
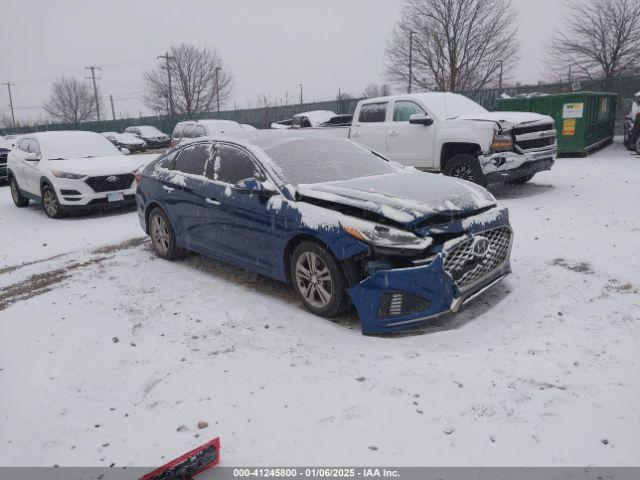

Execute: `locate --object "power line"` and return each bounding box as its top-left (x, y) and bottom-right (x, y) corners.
top-left (85, 66), bottom-right (102, 121)
top-left (1, 82), bottom-right (16, 126)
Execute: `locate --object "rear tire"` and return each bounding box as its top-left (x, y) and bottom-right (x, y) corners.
top-left (148, 207), bottom-right (183, 260)
top-left (508, 173), bottom-right (535, 185)
top-left (443, 154), bottom-right (487, 186)
top-left (41, 184), bottom-right (64, 218)
top-left (290, 241), bottom-right (349, 318)
top-left (10, 177), bottom-right (29, 207)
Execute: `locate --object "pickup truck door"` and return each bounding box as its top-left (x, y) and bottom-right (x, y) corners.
top-left (349, 101), bottom-right (390, 156)
top-left (386, 100), bottom-right (436, 168)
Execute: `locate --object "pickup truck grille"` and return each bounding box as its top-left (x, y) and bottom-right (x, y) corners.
top-left (85, 174), bottom-right (135, 192)
top-left (513, 122), bottom-right (556, 152)
top-left (443, 227), bottom-right (512, 290)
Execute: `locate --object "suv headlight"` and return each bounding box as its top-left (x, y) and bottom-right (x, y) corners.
top-left (340, 219), bottom-right (432, 251)
top-left (51, 170), bottom-right (85, 179)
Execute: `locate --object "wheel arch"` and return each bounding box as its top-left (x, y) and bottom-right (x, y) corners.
top-left (282, 233), bottom-right (333, 285)
top-left (144, 201), bottom-right (167, 234)
top-left (440, 142), bottom-right (482, 171)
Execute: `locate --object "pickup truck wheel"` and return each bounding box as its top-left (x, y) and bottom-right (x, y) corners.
top-left (10, 177), bottom-right (30, 207)
top-left (508, 173), bottom-right (535, 185)
top-left (443, 154), bottom-right (487, 186)
top-left (290, 241), bottom-right (349, 318)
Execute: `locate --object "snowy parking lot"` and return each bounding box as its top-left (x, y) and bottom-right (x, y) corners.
top-left (0, 140), bottom-right (638, 467)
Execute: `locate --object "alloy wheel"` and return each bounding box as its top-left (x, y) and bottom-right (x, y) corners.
top-left (151, 214), bottom-right (171, 255)
top-left (43, 188), bottom-right (59, 217)
top-left (451, 164), bottom-right (475, 181)
top-left (295, 251), bottom-right (333, 309)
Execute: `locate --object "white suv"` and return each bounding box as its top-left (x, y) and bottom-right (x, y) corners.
top-left (7, 130), bottom-right (149, 218)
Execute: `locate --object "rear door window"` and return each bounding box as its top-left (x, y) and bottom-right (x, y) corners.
top-left (207, 144), bottom-right (264, 185)
top-left (183, 125), bottom-right (196, 138)
top-left (194, 126), bottom-right (207, 137)
top-left (173, 143), bottom-right (211, 176)
top-left (358, 102), bottom-right (388, 123)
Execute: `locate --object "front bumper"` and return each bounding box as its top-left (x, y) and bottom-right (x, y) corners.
top-left (52, 177), bottom-right (137, 207)
top-left (348, 214), bottom-right (513, 335)
top-left (479, 146), bottom-right (556, 184)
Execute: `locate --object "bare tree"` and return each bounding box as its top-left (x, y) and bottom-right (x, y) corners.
top-left (385, 0), bottom-right (519, 93)
top-left (43, 77), bottom-right (100, 123)
top-left (144, 44), bottom-right (234, 117)
top-left (546, 0), bottom-right (640, 88)
top-left (362, 84), bottom-right (392, 98)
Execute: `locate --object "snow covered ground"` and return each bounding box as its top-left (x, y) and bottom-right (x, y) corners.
top-left (0, 140), bottom-right (638, 467)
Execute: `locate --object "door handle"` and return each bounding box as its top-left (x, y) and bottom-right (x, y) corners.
top-left (206, 198), bottom-right (221, 206)
top-left (162, 185), bottom-right (175, 193)
top-left (389, 130), bottom-right (400, 137)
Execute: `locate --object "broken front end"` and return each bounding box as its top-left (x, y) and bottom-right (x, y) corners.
top-left (346, 207), bottom-right (513, 334)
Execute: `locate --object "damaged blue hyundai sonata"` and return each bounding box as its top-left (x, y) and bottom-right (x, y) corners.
top-left (136, 131), bottom-right (513, 334)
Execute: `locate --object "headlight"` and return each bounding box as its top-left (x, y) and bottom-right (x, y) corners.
top-left (340, 219), bottom-right (432, 251)
top-left (490, 132), bottom-right (513, 152)
top-left (51, 170), bottom-right (85, 179)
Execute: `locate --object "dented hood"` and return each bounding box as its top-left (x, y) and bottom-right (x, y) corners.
top-left (297, 171), bottom-right (496, 226)
top-left (455, 111), bottom-right (553, 129)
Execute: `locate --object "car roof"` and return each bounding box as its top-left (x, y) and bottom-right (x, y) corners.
top-left (181, 129), bottom-right (351, 150)
top-left (22, 130), bottom-right (102, 139)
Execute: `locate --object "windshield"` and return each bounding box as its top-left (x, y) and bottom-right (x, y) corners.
top-left (39, 132), bottom-right (122, 160)
top-left (137, 126), bottom-right (164, 136)
top-left (253, 136), bottom-right (398, 185)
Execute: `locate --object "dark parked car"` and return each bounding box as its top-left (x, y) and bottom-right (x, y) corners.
top-left (136, 132), bottom-right (513, 334)
top-left (124, 125), bottom-right (171, 149)
top-left (0, 136), bottom-right (12, 183)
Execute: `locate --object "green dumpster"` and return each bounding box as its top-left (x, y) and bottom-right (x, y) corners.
top-left (496, 92), bottom-right (617, 155)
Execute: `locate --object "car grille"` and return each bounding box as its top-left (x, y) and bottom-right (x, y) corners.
top-left (513, 122), bottom-right (556, 152)
top-left (0, 149), bottom-right (8, 164)
top-left (443, 227), bottom-right (512, 289)
top-left (85, 174), bottom-right (135, 193)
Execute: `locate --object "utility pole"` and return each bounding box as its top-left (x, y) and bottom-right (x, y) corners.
top-left (85, 66), bottom-right (102, 121)
top-left (1, 82), bottom-right (16, 126)
top-left (157, 52), bottom-right (176, 116)
top-left (498, 61), bottom-right (503, 97)
top-left (568, 66), bottom-right (572, 85)
top-left (408, 31), bottom-right (414, 94)
top-left (215, 66), bottom-right (221, 118)
top-left (298, 83), bottom-right (303, 106)
top-left (110, 94), bottom-right (116, 121)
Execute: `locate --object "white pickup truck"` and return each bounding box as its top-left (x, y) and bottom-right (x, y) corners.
top-left (320, 93), bottom-right (557, 185)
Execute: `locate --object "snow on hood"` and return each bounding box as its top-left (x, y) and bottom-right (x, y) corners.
top-left (297, 171), bottom-right (496, 226)
top-left (455, 111), bottom-right (553, 127)
top-left (46, 155), bottom-right (152, 177)
top-left (0, 136), bottom-right (11, 150)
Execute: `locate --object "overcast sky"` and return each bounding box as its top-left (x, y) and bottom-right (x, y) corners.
top-left (0, 0), bottom-right (568, 123)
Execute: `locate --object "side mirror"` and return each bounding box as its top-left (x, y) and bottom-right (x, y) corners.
top-left (120, 147), bottom-right (131, 155)
top-left (235, 177), bottom-right (276, 196)
top-left (409, 113), bottom-right (434, 126)
top-left (24, 152), bottom-right (41, 161)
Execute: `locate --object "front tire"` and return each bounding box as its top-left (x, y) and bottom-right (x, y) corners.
top-left (41, 184), bottom-right (64, 218)
top-left (290, 241), bottom-right (349, 318)
top-left (508, 173), bottom-right (535, 185)
top-left (10, 177), bottom-right (29, 207)
top-left (443, 154), bottom-right (487, 186)
top-left (148, 207), bottom-right (183, 260)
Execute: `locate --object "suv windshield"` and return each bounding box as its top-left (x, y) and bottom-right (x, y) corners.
top-left (253, 136), bottom-right (398, 185)
top-left (38, 133), bottom-right (122, 160)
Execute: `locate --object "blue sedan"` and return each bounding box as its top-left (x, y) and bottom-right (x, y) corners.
top-left (136, 132), bottom-right (513, 334)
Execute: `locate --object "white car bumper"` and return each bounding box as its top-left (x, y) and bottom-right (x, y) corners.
top-left (51, 175), bottom-right (136, 207)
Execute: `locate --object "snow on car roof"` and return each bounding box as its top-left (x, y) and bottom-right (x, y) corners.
top-left (28, 130), bottom-right (122, 158)
top-left (362, 92), bottom-right (488, 120)
top-left (292, 110), bottom-right (336, 125)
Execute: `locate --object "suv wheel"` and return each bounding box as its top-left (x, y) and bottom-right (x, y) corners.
top-left (10, 177), bottom-right (30, 207)
top-left (41, 184), bottom-right (64, 218)
top-left (443, 154), bottom-right (487, 186)
top-left (149, 207), bottom-right (183, 260)
top-left (290, 241), bottom-right (349, 318)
